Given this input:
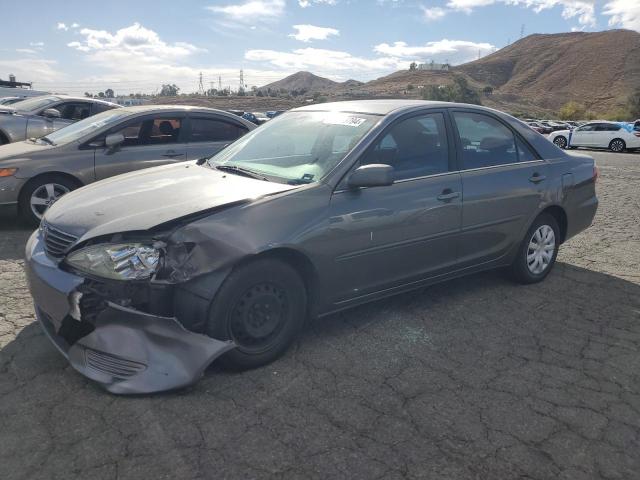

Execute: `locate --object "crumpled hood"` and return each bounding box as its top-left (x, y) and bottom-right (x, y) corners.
top-left (44, 162), bottom-right (297, 241)
top-left (0, 140), bottom-right (52, 163)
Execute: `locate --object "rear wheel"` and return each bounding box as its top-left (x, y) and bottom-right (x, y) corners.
top-left (207, 258), bottom-right (307, 370)
top-left (510, 213), bottom-right (560, 284)
top-left (609, 138), bottom-right (626, 153)
top-left (553, 136), bottom-right (567, 149)
top-left (18, 174), bottom-right (78, 226)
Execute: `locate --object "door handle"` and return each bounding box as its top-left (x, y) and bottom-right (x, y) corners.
top-left (529, 173), bottom-right (546, 184)
top-left (437, 190), bottom-right (460, 202)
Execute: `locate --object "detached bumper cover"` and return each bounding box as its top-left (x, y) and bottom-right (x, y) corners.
top-left (24, 230), bottom-right (234, 395)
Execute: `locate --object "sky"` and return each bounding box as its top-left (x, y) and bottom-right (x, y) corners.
top-left (1, 0), bottom-right (638, 95)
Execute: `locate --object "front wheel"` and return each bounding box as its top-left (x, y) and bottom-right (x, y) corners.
top-left (553, 136), bottom-right (567, 149)
top-left (609, 138), bottom-right (626, 153)
top-left (510, 213), bottom-right (560, 284)
top-left (207, 258), bottom-right (307, 370)
top-left (18, 174), bottom-right (78, 226)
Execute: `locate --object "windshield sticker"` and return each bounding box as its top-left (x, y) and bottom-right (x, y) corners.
top-left (323, 115), bottom-right (367, 127)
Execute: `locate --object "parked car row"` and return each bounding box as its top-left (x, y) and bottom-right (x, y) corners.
top-left (0, 105), bottom-right (255, 223)
top-left (0, 95), bottom-right (120, 144)
top-left (15, 99), bottom-right (598, 394)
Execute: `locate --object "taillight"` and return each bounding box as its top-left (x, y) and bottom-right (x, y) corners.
top-left (634, 132), bottom-right (640, 137)
top-left (593, 164), bottom-right (600, 183)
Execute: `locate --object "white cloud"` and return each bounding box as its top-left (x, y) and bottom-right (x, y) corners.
top-left (289, 24), bottom-right (339, 42)
top-left (245, 47), bottom-right (406, 73)
top-left (422, 6), bottom-right (448, 20)
top-left (445, 0), bottom-right (596, 26)
top-left (603, 0), bottom-right (640, 31)
top-left (56, 22), bottom-right (68, 31)
top-left (30, 42), bottom-right (45, 47)
top-left (374, 39), bottom-right (496, 63)
top-left (207, 0), bottom-right (285, 21)
top-left (71, 22), bottom-right (80, 28)
top-left (298, 0), bottom-right (337, 7)
top-left (67, 23), bottom-right (204, 59)
top-left (0, 58), bottom-right (65, 83)
top-left (16, 48), bottom-right (38, 55)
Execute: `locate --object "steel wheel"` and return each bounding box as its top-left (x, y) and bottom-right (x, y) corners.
top-left (30, 183), bottom-right (70, 220)
top-left (527, 225), bottom-right (556, 275)
top-left (228, 282), bottom-right (289, 354)
top-left (609, 139), bottom-right (625, 153)
top-left (553, 136), bottom-right (567, 149)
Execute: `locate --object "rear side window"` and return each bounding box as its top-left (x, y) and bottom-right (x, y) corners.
top-left (452, 112), bottom-right (518, 169)
top-left (99, 116), bottom-right (183, 147)
top-left (363, 112), bottom-right (449, 181)
top-left (516, 137), bottom-right (537, 162)
top-left (189, 118), bottom-right (247, 142)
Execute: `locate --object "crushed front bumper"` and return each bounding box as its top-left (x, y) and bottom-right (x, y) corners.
top-left (24, 230), bottom-right (234, 395)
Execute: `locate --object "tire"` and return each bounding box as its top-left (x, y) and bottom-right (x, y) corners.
top-left (510, 213), bottom-right (560, 285)
top-left (553, 136), bottom-right (567, 149)
top-left (18, 174), bottom-right (79, 226)
top-left (609, 138), bottom-right (626, 153)
top-left (0, 133), bottom-right (8, 145)
top-left (207, 258), bottom-right (307, 370)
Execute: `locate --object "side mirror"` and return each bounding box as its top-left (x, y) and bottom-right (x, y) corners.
top-left (42, 108), bottom-right (61, 119)
top-left (348, 164), bottom-right (394, 189)
top-left (104, 133), bottom-right (125, 150)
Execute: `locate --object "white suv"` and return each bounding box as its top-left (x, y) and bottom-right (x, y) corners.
top-left (549, 121), bottom-right (640, 153)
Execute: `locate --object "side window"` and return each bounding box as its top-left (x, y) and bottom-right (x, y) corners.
top-left (578, 124), bottom-right (595, 132)
top-left (363, 113), bottom-right (449, 181)
top-left (188, 118), bottom-right (247, 142)
top-left (452, 112), bottom-right (517, 169)
top-left (49, 102), bottom-right (92, 121)
top-left (515, 137), bottom-right (537, 162)
top-left (97, 116), bottom-right (182, 147)
top-left (147, 118), bottom-right (182, 144)
top-left (92, 102), bottom-right (116, 114)
top-left (110, 121), bottom-right (145, 147)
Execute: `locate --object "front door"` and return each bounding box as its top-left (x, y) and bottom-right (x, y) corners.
top-left (450, 110), bottom-right (548, 268)
top-left (325, 111), bottom-right (462, 304)
top-left (93, 114), bottom-right (187, 180)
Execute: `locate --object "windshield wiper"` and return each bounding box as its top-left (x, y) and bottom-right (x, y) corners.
top-left (214, 165), bottom-right (269, 181)
top-left (39, 136), bottom-right (55, 146)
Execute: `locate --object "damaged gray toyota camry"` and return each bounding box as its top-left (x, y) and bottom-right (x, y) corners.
top-left (25, 100), bottom-right (598, 394)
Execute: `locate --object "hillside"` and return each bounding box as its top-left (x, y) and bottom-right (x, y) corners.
top-left (455, 29), bottom-right (640, 113)
top-left (261, 71), bottom-right (341, 93)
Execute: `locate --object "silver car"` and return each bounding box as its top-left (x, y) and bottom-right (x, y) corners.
top-left (0, 95), bottom-right (120, 145)
top-left (0, 105), bottom-right (255, 223)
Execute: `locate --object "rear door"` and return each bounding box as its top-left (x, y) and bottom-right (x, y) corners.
top-left (325, 110), bottom-right (462, 303)
top-left (184, 115), bottom-right (250, 160)
top-left (451, 109), bottom-right (548, 268)
top-left (595, 123), bottom-right (621, 148)
top-left (92, 113), bottom-right (188, 180)
top-left (569, 124), bottom-right (596, 146)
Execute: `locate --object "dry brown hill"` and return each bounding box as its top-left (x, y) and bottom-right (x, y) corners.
top-left (261, 71), bottom-right (341, 93)
top-left (456, 29), bottom-right (640, 114)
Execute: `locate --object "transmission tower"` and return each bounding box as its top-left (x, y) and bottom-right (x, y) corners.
top-left (520, 24), bottom-right (525, 39)
top-left (239, 69), bottom-right (246, 93)
top-left (198, 72), bottom-right (205, 95)
top-left (218, 76), bottom-right (222, 91)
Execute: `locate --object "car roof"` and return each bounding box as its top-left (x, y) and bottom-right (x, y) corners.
top-left (113, 104), bottom-right (256, 127)
top-left (42, 95), bottom-right (120, 107)
top-left (292, 99), bottom-right (511, 116)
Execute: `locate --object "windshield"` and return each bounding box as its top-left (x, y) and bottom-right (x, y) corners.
top-left (11, 96), bottom-right (60, 112)
top-left (208, 111), bottom-right (379, 184)
top-left (39, 109), bottom-right (134, 146)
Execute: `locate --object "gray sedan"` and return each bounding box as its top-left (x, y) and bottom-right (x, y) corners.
top-left (0, 95), bottom-right (120, 145)
top-left (24, 100), bottom-right (598, 394)
top-left (0, 105), bottom-right (255, 223)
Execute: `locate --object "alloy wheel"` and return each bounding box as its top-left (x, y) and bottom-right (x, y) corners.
top-left (610, 139), bottom-right (624, 152)
top-left (553, 137), bottom-right (567, 149)
top-left (30, 183), bottom-right (70, 220)
top-left (527, 225), bottom-right (556, 275)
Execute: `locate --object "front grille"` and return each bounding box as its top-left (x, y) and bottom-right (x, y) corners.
top-left (85, 348), bottom-right (147, 379)
top-left (42, 222), bottom-right (78, 258)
